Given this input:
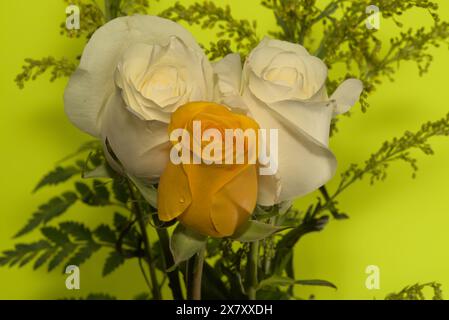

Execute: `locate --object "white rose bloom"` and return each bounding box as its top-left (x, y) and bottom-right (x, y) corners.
top-left (214, 38), bottom-right (363, 205)
top-left (64, 15), bottom-right (214, 180)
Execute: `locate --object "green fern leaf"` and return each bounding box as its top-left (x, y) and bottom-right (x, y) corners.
top-left (102, 251), bottom-right (125, 276)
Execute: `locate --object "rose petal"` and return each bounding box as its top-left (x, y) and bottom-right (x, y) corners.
top-left (158, 162), bottom-right (192, 222)
top-left (243, 92), bottom-right (337, 205)
top-left (211, 165), bottom-right (257, 236)
top-left (331, 78), bottom-right (364, 115)
top-left (268, 99), bottom-right (334, 146)
top-left (64, 15), bottom-right (207, 136)
top-left (101, 90), bottom-right (170, 180)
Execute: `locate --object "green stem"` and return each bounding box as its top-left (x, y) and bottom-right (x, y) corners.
top-left (191, 247), bottom-right (205, 300)
top-left (154, 226), bottom-right (184, 300)
top-left (247, 241), bottom-right (259, 300)
top-left (128, 182), bottom-right (162, 300)
top-left (104, 0), bottom-right (121, 21)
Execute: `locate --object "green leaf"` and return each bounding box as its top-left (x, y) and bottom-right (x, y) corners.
top-left (0, 241), bottom-right (51, 268)
top-left (59, 221), bottom-right (92, 241)
top-left (128, 175), bottom-right (157, 208)
top-left (103, 251), bottom-right (125, 276)
top-left (34, 166), bottom-right (80, 192)
top-left (15, 192), bottom-right (78, 238)
top-left (258, 275), bottom-right (337, 290)
top-left (273, 216), bottom-right (329, 275)
top-left (41, 227), bottom-right (70, 245)
top-left (112, 178), bottom-right (129, 204)
top-left (201, 262), bottom-right (231, 300)
top-left (48, 243), bottom-right (76, 271)
top-left (33, 250), bottom-right (55, 270)
top-left (386, 282), bottom-right (443, 300)
top-left (75, 180), bottom-right (110, 206)
top-left (256, 288), bottom-right (291, 300)
top-left (231, 220), bottom-right (286, 242)
top-left (85, 293), bottom-right (117, 300)
top-left (113, 212), bottom-right (128, 230)
top-left (170, 224), bottom-right (207, 265)
top-left (18, 252), bottom-right (38, 268)
top-left (57, 140), bottom-right (101, 163)
top-left (66, 243), bottom-right (101, 269)
top-left (133, 292), bottom-right (150, 300)
top-left (295, 279), bottom-right (337, 289)
top-left (93, 180), bottom-right (110, 202)
top-left (94, 224), bottom-right (117, 243)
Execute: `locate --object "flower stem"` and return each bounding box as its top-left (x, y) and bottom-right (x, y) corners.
top-left (128, 181), bottom-right (162, 300)
top-left (104, 0), bottom-right (121, 22)
top-left (247, 241), bottom-right (259, 300)
top-left (154, 226), bottom-right (184, 300)
top-left (191, 247), bottom-right (205, 300)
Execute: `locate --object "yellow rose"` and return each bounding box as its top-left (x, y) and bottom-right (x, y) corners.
top-left (158, 102), bottom-right (259, 237)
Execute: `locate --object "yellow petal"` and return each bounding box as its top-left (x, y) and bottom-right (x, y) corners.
top-left (211, 165), bottom-right (258, 236)
top-left (157, 162), bottom-right (192, 221)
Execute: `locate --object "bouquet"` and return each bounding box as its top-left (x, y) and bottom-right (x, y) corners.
top-left (3, 0), bottom-right (449, 300)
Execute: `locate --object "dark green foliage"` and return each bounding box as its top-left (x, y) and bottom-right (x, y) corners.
top-left (85, 293), bottom-right (117, 300)
top-left (62, 292), bottom-right (153, 300)
top-left (41, 226), bottom-right (70, 245)
top-left (59, 221), bottom-right (93, 241)
top-left (386, 282), bottom-right (443, 300)
top-left (1, 220), bottom-right (137, 275)
top-left (66, 243), bottom-right (101, 267)
top-left (75, 180), bottom-right (110, 206)
top-left (201, 262), bottom-right (232, 300)
top-left (261, 0), bottom-right (324, 44)
top-left (58, 140), bottom-right (101, 163)
top-left (0, 241), bottom-right (51, 267)
top-left (119, 0), bottom-right (150, 15)
top-left (160, 1), bottom-right (259, 59)
top-left (112, 177), bottom-right (130, 204)
top-left (94, 224), bottom-right (117, 244)
top-left (103, 251), bottom-right (125, 276)
top-left (15, 57), bottom-right (76, 89)
top-left (133, 292), bottom-right (150, 300)
top-left (34, 166), bottom-right (81, 192)
top-left (48, 243), bottom-right (76, 271)
top-left (14, 192), bottom-right (78, 238)
top-left (60, 0), bottom-right (105, 39)
top-left (315, 1), bottom-right (449, 113)
top-left (335, 112), bottom-right (449, 197)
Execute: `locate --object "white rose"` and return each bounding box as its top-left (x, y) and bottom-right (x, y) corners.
top-left (64, 15), bottom-right (214, 180)
top-left (214, 38), bottom-right (363, 205)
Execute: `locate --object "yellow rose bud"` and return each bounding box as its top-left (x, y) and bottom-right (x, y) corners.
top-left (157, 102), bottom-right (260, 237)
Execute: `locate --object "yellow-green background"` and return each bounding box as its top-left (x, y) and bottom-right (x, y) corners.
top-left (1, 0), bottom-right (448, 300)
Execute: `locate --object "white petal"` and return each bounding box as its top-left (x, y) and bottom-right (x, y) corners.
top-left (243, 92), bottom-right (337, 205)
top-left (213, 53), bottom-right (249, 111)
top-left (257, 172), bottom-right (281, 206)
top-left (213, 53), bottom-right (242, 95)
top-left (101, 90), bottom-right (170, 181)
top-left (64, 15), bottom-right (206, 136)
top-left (245, 38), bottom-right (328, 103)
top-left (268, 99), bottom-right (334, 146)
top-left (331, 78), bottom-right (364, 115)
top-left (262, 37), bottom-right (310, 56)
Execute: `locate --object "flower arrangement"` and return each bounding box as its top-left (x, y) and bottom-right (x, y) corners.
top-left (3, 0), bottom-right (449, 300)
